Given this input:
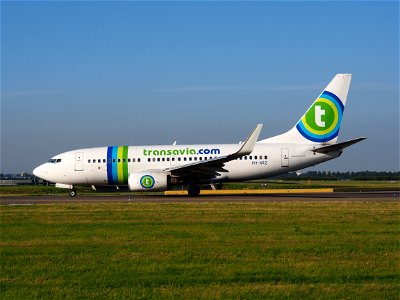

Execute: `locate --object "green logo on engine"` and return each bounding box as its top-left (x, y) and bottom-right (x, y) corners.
top-left (140, 175), bottom-right (155, 189)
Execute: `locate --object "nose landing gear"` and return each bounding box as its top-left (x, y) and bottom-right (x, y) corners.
top-left (69, 189), bottom-right (77, 197)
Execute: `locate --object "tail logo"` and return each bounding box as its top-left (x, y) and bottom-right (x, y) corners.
top-left (296, 91), bottom-right (344, 142)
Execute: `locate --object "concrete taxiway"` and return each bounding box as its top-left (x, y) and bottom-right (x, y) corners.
top-left (1, 192), bottom-right (398, 205)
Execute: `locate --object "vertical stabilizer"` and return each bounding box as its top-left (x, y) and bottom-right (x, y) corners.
top-left (260, 74), bottom-right (352, 144)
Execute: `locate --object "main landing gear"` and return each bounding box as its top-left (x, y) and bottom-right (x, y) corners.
top-left (69, 189), bottom-right (77, 197)
top-left (187, 185), bottom-right (200, 197)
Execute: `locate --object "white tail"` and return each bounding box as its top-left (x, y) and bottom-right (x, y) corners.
top-left (259, 74), bottom-right (352, 144)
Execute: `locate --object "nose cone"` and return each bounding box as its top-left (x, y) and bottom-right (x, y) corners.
top-left (33, 164), bottom-right (47, 180)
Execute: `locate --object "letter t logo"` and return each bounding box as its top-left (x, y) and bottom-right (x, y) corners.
top-left (315, 105), bottom-right (325, 127)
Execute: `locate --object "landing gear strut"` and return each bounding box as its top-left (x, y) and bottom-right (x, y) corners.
top-left (187, 185), bottom-right (200, 197)
top-left (69, 189), bottom-right (77, 197)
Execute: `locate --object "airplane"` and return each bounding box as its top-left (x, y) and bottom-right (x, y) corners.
top-left (33, 74), bottom-right (366, 197)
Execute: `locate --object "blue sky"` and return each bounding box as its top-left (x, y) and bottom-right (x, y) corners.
top-left (1, 1), bottom-right (399, 173)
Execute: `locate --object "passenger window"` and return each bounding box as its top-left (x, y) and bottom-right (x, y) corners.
top-left (254, 156), bottom-right (257, 159)
top-left (128, 158), bottom-right (130, 162)
top-left (244, 156), bottom-right (247, 160)
top-left (148, 158), bottom-right (151, 162)
top-left (113, 159), bottom-right (115, 163)
top-left (189, 157), bottom-right (192, 161)
top-left (118, 159), bottom-right (120, 163)
top-left (103, 159), bottom-right (106, 163)
top-left (97, 159), bottom-right (101, 163)
top-left (162, 158), bottom-right (165, 162)
top-left (123, 158), bottom-right (126, 163)
top-left (88, 159), bottom-right (91, 163)
top-left (184, 157), bottom-right (187, 161)
top-left (264, 155), bottom-right (268, 159)
top-left (199, 157), bottom-right (202, 161)
top-left (172, 157), bottom-right (175, 161)
top-left (157, 158), bottom-right (160, 162)
top-left (178, 157), bottom-right (181, 161)
top-left (249, 156), bottom-right (252, 160)
top-left (167, 158), bottom-right (170, 161)
top-left (132, 158), bottom-right (135, 162)
top-left (153, 158), bottom-right (156, 162)
top-left (138, 158), bottom-right (141, 162)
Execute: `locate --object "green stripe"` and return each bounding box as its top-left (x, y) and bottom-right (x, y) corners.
top-left (122, 146), bottom-right (129, 184)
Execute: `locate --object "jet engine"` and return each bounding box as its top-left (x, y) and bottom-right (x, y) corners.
top-left (128, 172), bottom-right (169, 191)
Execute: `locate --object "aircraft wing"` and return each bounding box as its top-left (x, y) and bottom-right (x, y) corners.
top-left (163, 124), bottom-right (263, 180)
top-left (311, 137), bottom-right (367, 154)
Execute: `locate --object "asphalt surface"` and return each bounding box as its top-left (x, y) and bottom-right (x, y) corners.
top-left (1, 192), bottom-right (399, 205)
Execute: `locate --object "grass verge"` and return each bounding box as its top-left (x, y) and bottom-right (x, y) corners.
top-left (1, 201), bottom-right (399, 299)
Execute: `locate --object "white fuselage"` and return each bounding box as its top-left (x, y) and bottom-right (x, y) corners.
top-left (32, 74), bottom-right (360, 194)
top-left (33, 140), bottom-right (339, 187)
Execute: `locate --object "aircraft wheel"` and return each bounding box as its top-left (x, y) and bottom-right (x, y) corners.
top-left (69, 190), bottom-right (77, 197)
top-left (187, 185), bottom-right (200, 197)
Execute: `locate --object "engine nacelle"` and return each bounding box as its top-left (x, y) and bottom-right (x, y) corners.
top-left (128, 172), bottom-right (169, 191)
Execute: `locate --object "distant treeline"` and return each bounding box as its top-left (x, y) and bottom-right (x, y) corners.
top-left (275, 171), bottom-right (400, 181)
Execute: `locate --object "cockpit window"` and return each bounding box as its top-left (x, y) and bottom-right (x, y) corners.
top-left (48, 158), bottom-right (62, 163)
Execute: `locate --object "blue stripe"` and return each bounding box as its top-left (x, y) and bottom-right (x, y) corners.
top-left (321, 91), bottom-right (344, 112)
top-left (112, 146), bottom-right (118, 184)
top-left (107, 146), bottom-right (113, 184)
top-left (296, 123), bottom-right (340, 142)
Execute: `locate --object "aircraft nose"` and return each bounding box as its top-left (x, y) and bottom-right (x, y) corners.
top-left (33, 164), bottom-right (47, 179)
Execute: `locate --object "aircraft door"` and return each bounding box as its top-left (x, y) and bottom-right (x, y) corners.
top-left (75, 152), bottom-right (84, 171)
top-left (281, 148), bottom-right (289, 167)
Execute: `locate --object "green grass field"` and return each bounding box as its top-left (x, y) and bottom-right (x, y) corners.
top-left (1, 201), bottom-right (399, 299)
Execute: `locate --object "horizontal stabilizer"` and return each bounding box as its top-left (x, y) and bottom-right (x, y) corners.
top-left (312, 137), bottom-right (367, 154)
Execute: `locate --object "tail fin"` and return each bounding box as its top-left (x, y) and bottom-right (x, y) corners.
top-left (260, 74), bottom-right (352, 144)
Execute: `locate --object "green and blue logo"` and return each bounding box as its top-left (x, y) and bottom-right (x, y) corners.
top-left (296, 91), bottom-right (344, 142)
top-left (140, 175), bottom-right (155, 189)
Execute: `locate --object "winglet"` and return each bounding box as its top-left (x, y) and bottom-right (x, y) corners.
top-left (228, 124), bottom-right (263, 159)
